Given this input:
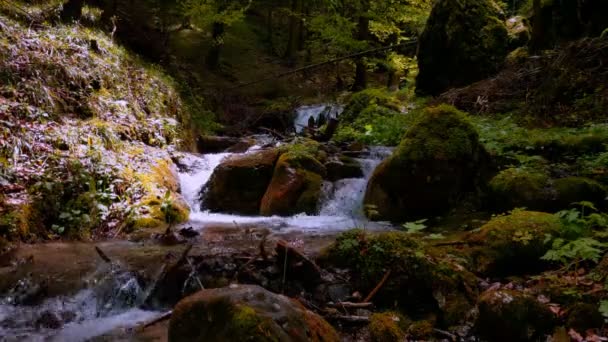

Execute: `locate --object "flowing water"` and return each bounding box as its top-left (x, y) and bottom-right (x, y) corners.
top-left (0, 105), bottom-right (392, 341)
top-left (293, 104), bottom-right (342, 133)
top-left (0, 264), bottom-right (159, 341)
top-left (178, 146), bottom-right (392, 233)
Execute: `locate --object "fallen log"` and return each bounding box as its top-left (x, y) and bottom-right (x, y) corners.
top-left (328, 302), bottom-right (373, 309)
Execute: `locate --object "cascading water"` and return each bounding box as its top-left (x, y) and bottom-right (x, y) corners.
top-left (176, 145), bottom-right (392, 232)
top-left (0, 264), bottom-right (159, 342)
top-left (294, 104), bottom-right (342, 133)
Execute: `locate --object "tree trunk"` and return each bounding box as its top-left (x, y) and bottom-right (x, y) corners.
top-left (353, 59), bottom-right (367, 91)
top-left (60, 0), bottom-right (85, 22)
top-left (207, 22), bottom-right (225, 70)
top-left (352, 3), bottom-right (370, 91)
top-left (529, 0), bottom-right (545, 53)
top-left (285, 0), bottom-right (300, 65)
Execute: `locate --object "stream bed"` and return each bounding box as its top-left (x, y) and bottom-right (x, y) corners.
top-left (0, 120), bottom-right (393, 341)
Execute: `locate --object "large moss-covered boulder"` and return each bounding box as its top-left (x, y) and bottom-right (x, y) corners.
top-left (364, 105), bottom-right (487, 222)
top-left (168, 285), bottom-right (340, 342)
top-left (416, 0), bottom-right (509, 95)
top-left (467, 210), bottom-right (561, 275)
top-left (202, 149), bottom-right (279, 215)
top-left (552, 177), bottom-right (607, 210)
top-left (488, 167), bottom-right (551, 211)
top-left (320, 230), bottom-right (477, 327)
top-left (260, 153), bottom-right (325, 216)
top-left (476, 289), bottom-right (555, 342)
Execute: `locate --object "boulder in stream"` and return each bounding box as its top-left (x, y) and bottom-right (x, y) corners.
top-left (202, 149), bottom-right (279, 215)
top-left (260, 153), bottom-right (325, 216)
top-left (364, 105), bottom-right (488, 222)
top-left (260, 140), bottom-right (327, 216)
top-left (168, 284), bottom-right (340, 342)
top-left (476, 289), bottom-right (555, 342)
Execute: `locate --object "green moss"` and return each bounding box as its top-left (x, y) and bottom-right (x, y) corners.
top-left (553, 177), bottom-right (606, 209)
top-left (476, 289), bottom-right (555, 342)
top-left (369, 312), bottom-right (408, 342)
top-left (417, 0), bottom-right (509, 95)
top-left (340, 89), bottom-right (402, 124)
top-left (488, 167), bottom-right (551, 211)
top-left (321, 230), bottom-right (476, 323)
top-left (395, 105), bottom-right (479, 162)
top-left (407, 321), bottom-right (434, 340)
top-left (467, 210), bottom-right (562, 275)
top-left (230, 305), bottom-right (278, 341)
top-left (364, 105), bottom-right (487, 221)
top-left (260, 153), bottom-right (324, 216)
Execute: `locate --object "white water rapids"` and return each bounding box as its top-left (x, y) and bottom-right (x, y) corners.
top-left (177, 145), bottom-right (392, 233)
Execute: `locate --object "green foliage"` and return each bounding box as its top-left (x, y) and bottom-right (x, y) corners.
top-left (542, 237), bottom-right (607, 265)
top-left (542, 205), bottom-right (608, 274)
top-left (402, 219), bottom-right (428, 234)
top-left (599, 300), bottom-right (608, 318)
top-left (183, 0), bottom-right (252, 28)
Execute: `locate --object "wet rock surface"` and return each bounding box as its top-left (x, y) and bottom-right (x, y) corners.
top-left (168, 284), bottom-right (340, 342)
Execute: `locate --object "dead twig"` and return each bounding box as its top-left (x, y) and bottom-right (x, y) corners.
top-left (363, 270), bottom-right (391, 303)
top-left (328, 302), bottom-right (373, 309)
top-left (95, 246), bottom-right (112, 264)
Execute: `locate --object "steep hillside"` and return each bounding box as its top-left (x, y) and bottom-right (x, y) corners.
top-left (0, 14), bottom-right (191, 241)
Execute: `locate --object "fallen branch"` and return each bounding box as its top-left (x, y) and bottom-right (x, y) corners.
top-left (329, 302), bottom-right (373, 309)
top-left (433, 328), bottom-right (457, 341)
top-left (363, 270), bottom-right (391, 303)
top-left (332, 315), bottom-right (370, 324)
top-left (95, 246), bottom-right (112, 264)
top-left (259, 127), bottom-right (286, 140)
top-left (431, 240), bottom-right (470, 247)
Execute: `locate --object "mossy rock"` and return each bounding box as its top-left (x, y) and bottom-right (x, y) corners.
top-left (488, 167), bottom-right (551, 211)
top-left (129, 192), bottom-right (190, 230)
top-left (168, 285), bottom-right (340, 342)
top-left (476, 289), bottom-right (555, 342)
top-left (325, 156), bottom-right (363, 181)
top-left (364, 105), bottom-right (488, 221)
top-left (416, 0), bottom-right (509, 95)
top-left (320, 230), bottom-right (477, 326)
top-left (552, 177), bottom-right (607, 210)
top-left (340, 89), bottom-right (401, 124)
top-left (407, 320), bottom-right (434, 340)
top-left (368, 312), bottom-right (408, 342)
top-left (203, 149), bottom-right (279, 215)
top-left (506, 15), bottom-right (531, 48)
top-left (566, 303), bottom-right (604, 332)
top-left (467, 210), bottom-right (561, 275)
top-left (260, 154), bottom-right (324, 216)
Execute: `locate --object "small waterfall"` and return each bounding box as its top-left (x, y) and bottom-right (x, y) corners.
top-left (318, 147), bottom-right (393, 218)
top-left (0, 265), bottom-right (159, 342)
top-left (178, 152), bottom-right (234, 212)
top-left (294, 104), bottom-right (342, 133)
top-left (175, 144), bottom-right (392, 232)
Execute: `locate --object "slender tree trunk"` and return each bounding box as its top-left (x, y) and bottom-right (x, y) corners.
top-left (353, 7), bottom-right (370, 91)
top-left (207, 22), bottom-right (225, 70)
top-left (266, 7), bottom-right (274, 52)
top-left (285, 0), bottom-right (300, 65)
top-left (530, 0), bottom-right (545, 53)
